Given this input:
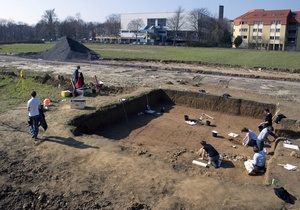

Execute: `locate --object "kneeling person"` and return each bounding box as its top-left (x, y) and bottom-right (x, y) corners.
top-left (199, 141), bottom-right (220, 168)
top-left (244, 146), bottom-right (267, 175)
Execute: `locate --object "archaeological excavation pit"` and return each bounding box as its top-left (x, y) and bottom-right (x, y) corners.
top-left (69, 89), bottom-right (276, 136)
top-left (68, 89), bottom-right (300, 183)
top-left (69, 88), bottom-right (299, 139)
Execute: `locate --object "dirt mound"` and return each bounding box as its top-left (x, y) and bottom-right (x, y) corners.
top-left (19, 36), bottom-right (100, 61)
top-left (41, 36), bottom-right (100, 61)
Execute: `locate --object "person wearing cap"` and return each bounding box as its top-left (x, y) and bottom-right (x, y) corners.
top-left (199, 141), bottom-right (220, 168)
top-left (27, 91), bottom-right (41, 140)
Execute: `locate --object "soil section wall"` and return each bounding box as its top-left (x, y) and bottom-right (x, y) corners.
top-left (69, 89), bottom-right (278, 136)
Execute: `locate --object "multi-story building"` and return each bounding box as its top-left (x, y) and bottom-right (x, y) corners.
top-left (120, 12), bottom-right (194, 45)
top-left (119, 6), bottom-right (224, 45)
top-left (233, 9), bottom-right (300, 51)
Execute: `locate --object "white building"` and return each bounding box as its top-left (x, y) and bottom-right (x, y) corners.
top-left (120, 12), bottom-right (194, 44)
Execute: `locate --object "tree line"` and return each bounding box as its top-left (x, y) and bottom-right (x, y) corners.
top-left (0, 9), bottom-right (120, 43)
top-left (0, 7), bottom-right (232, 46)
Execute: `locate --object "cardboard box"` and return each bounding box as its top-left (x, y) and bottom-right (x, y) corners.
top-left (70, 99), bottom-right (86, 109)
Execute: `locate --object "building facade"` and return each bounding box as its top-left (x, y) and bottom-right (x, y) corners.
top-left (233, 9), bottom-right (300, 51)
top-left (119, 6), bottom-right (225, 45)
top-left (120, 12), bottom-right (195, 45)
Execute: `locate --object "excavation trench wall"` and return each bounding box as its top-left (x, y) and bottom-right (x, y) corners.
top-left (69, 89), bottom-right (289, 136)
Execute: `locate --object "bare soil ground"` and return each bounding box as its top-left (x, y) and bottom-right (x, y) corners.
top-left (0, 55), bottom-right (300, 209)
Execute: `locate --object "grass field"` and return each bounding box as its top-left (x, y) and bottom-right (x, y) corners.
top-left (0, 42), bottom-right (299, 70)
top-left (0, 68), bottom-right (62, 114)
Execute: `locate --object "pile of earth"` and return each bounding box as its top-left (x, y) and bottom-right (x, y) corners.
top-left (18, 36), bottom-right (100, 61)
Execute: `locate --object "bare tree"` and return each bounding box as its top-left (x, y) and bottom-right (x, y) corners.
top-left (0, 19), bottom-right (35, 43)
top-left (188, 8), bottom-right (213, 41)
top-left (104, 14), bottom-right (121, 37)
top-left (167, 6), bottom-right (185, 46)
top-left (59, 16), bottom-right (78, 39)
top-left (40, 9), bottom-right (59, 41)
top-left (127, 19), bottom-right (145, 43)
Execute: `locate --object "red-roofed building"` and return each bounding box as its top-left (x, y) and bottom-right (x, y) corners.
top-left (233, 9), bottom-right (300, 51)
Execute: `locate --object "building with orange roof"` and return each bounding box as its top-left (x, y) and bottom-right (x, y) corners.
top-left (233, 9), bottom-right (300, 51)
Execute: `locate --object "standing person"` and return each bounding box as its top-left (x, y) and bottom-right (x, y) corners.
top-left (73, 66), bottom-right (80, 87)
top-left (259, 108), bottom-right (273, 132)
top-left (199, 141), bottom-right (220, 168)
top-left (256, 126), bottom-right (275, 151)
top-left (27, 91), bottom-right (41, 140)
top-left (241, 127), bottom-right (258, 147)
top-left (75, 72), bottom-right (84, 89)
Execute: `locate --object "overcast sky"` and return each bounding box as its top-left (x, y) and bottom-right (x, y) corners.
top-left (1, 0), bottom-right (300, 25)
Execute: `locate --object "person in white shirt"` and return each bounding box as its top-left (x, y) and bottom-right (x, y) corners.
top-left (27, 91), bottom-right (41, 140)
top-left (252, 146), bottom-right (267, 171)
top-left (244, 146), bottom-right (267, 175)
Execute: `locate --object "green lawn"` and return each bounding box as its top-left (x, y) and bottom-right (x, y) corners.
top-left (0, 42), bottom-right (299, 70)
top-left (0, 68), bottom-right (62, 114)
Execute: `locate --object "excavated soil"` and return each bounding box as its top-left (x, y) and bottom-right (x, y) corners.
top-left (0, 55), bottom-right (300, 209)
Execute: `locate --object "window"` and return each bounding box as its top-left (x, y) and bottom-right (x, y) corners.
top-left (239, 28), bottom-right (248, 32)
top-left (253, 21), bottom-right (262, 25)
top-left (157, 18), bottom-right (167, 27)
top-left (276, 20), bottom-right (281, 24)
top-left (271, 13), bottom-right (276, 17)
top-left (253, 14), bottom-right (258, 17)
top-left (271, 21), bottom-right (276, 24)
top-left (270, 36), bottom-right (275, 40)
top-left (258, 29), bottom-right (262, 33)
top-left (280, 13), bottom-right (284, 16)
top-left (240, 21), bottom-right (248, 25)
top-left (276, 29), bottom-right (280, 32)
top-left (253, 36), bottom-right (262, 40)
top-left (263, 14), bottom-right (267, 16)
top-left (147, 19), bottom-right (155, 26)
top-left (242, 35), bottom-right (247, 39)
top-left (253, 28), bottom-right (257, 32)
top-left (275, 36), bottom-right (280, 40)
top-left (270, 29), bottom-right (275, 32)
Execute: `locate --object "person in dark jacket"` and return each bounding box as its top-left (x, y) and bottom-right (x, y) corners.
top-left (259, 108), bottom-right (273, 131)
top-left (199, 141), bottom-right (220, 168)
top-left (258, 108), bottom-right (276, 139)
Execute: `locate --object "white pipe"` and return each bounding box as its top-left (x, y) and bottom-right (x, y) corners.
top-left (192, 160), bottom-right (208, 168)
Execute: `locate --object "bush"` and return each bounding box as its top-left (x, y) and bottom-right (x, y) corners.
top-left (234, 36), bottom-right (243, 48)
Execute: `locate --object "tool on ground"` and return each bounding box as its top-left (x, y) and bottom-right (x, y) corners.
top-left (203, 113), bottom-right (214, 119)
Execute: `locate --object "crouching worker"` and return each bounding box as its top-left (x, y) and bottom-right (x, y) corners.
top-left (244, 146), bottom-right (267, 175)
top-left (199, 141), bottom-right (220, 168)
top-left (241, 127), bottom-right (258, 147)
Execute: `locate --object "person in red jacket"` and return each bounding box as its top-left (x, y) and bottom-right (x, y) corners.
top-left (75, 72), bottom-right (84, 89)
